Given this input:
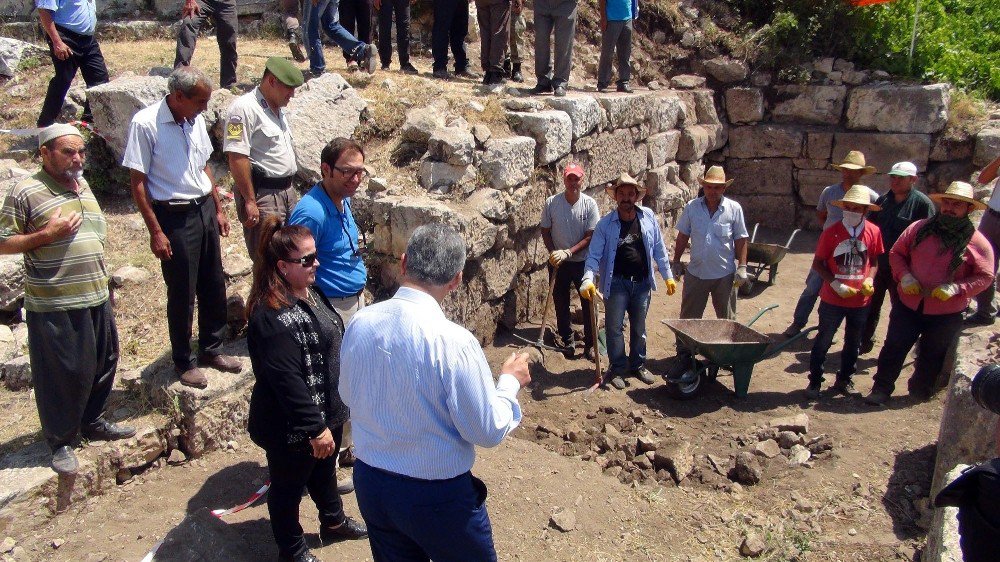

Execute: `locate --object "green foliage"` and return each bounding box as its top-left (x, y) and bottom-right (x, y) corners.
top-left (721, 0), bottom-right (1000, 101)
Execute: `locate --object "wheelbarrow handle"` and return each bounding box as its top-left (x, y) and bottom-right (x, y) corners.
top-left (744, 303), bottom-right (778, 328)
top-left (760, 326), bottom-right (819, 361)
top-left (750, 223), bottom-right (760, 244)
top-left (783, 228), bottom-right (802, 249)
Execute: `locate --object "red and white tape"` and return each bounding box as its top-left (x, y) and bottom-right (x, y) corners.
top-left (138, 481), bottom-right (270, 561)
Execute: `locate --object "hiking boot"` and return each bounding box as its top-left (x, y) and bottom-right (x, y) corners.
top-left (597, 82), bottom-right (610, 92)
top-left (964, 313), bottom-right (996, 326)
top-left (605, 375), bottom-right (627, 390)
top-left (782, 323), bottom-right (804, 338)
top-left (863, 390), bottom-right (890, 406)
top-left (51, 446), bottom-right (79, 475)
top-left (178, 367), bottom-right (208, 389)
top-left (511, 63), bottom-right (523, 82)
top-left (287, 33), bottom-right (306, 63)
top-left (362, 44), bottom-right (377, 73)
top-left (528, 82), bottom-right (553, 95)
top-left (320, 516), bottom-right (368, 543)
top-left (553, 84), bottom-right (567, 97)
top-left (454, 68), bottom-right (480, 79)
top-left (805, 383), bottom-right (822, 400)
top-left (831, 378), bottom-right (859, 397)
top-left (400, 63), bottom-right (419, 74)
top-left (433, 69), bottom-right (453, 80)
top-left (198, 353), bottom-right (243, 373)
top-left (617, 81), bottom-right (633, 93)
top-left (83, 419), bottom-right (136, 441)
top-left (337, 476), bottom-right (355, 495)
top-left (859, 339), bottom-right (875, 355)
top-left (278, 549), bottom-right (320, 562)
top-left (632, 366), bottom-right (656, 384)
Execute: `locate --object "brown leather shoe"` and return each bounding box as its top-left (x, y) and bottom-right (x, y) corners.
top-left (198, 354), bottom-right (243, 373)
top-left (179, 367), bottom-right (208, 389)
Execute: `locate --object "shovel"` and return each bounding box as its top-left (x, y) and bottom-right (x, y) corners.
top-left (585, 292), bottom-right (604, 393)
top-left (511, 265), bottom-right (563, 354)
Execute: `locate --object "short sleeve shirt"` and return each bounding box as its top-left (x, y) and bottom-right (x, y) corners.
top-left (605, 0), bottom-right (637, 21)
top-left (121, 98), bottom-right (213, 201)
top-left (870, 189), bottom-right (935, 252)
top-left (817, 183), bottom-right (880, 230)
top-left (222, 88), bottom-right (298, 178)
top-left (676, 196), bottom-right (749, 280)
top-left (36, 0), bottom-right (96, 35)
top-left (288, 184), bottom-right (367, 298)
top-left (539, 193), bottom-right (599, 263)
top-left (815, 221), bottom-right (884, 308)
top-left (988, 183), bottom-right (1000, 213)
top-left (0, 170), bottom-right (108, 312)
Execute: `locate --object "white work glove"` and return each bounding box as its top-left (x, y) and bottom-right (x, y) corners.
top-left (900, 273), bottom-right (922, 296)
top-left (931, 283), bottom-right (960, 301)
top-left (830, 280), bottom-right (859, 299)
top-left (548, 249), bottom-right (573, 267)
top-left (579, 279), bottom-right (597, 301)
top-left (734, 265), bottom-right (749, 288)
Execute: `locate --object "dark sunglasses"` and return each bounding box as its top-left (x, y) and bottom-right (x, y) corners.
top-left (283, 252), bottom-right (317, 267)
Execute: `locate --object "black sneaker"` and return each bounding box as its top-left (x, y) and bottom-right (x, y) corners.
top-left (553, 84), bottom-right (567, 97)
top-left (859, 339), bottom-right (875, 355)
top-left (597, 82), bottom-right (610, 92)
top-left (831, 379), bottom-right (859, 397)
top-left (320, 516), bottom-right (368, 543)
top-left (863, 390), bottom-right (890, 406)
top-left (805, 383), bottom-right (822, 400)
top-left (82, 419), bottom-right (137, 441)
top-left (433, 69), bottom-right (453, 80)
top-left (528, 82), bottom-right (553, 94)
top-left (454, 68), bottom-right (480, 79)
top-left (400, 63), bottom-right (419, 74)
top-left (381, 63), bottom-right (390, 71)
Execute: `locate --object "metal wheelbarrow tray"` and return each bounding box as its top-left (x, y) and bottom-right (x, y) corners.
top-left (661, 305), bottom-right (817, 399)
top-left (740, 224), bottom-right (801, 296)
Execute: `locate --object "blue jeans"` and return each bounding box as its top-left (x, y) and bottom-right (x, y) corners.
top-left (605, 276), bottom-right (651, 376)
top-left (809, 301), bottom-right (869, 385)
top-left (792, 269), bottom-right (824, 327)
top-left (308, 0), bottom-right (365, 74)
top-left (354, 461), bottom-right (497, 562)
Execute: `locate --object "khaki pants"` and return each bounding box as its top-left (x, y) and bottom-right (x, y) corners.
top-left (678, 272), bottom-right (736, 355)
top-left (329, 293), bottom-right (365, 452)
top-left (235, 185), bottom-right (300, 261)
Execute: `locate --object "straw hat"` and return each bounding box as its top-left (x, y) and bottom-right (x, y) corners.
top-left (929, 181), bottom-right (987, 211)
top-left (699, 165), bottom-right (734, 187)
top-left (604, 172), bottom-right (647, 199)
top-left (831, 184), bottom-right (881, 212)
top-left (832, 150), bottom-right (876, 175)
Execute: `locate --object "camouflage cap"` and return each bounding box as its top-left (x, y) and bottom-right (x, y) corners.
top-left (265, 57), bottom-right (305, 88)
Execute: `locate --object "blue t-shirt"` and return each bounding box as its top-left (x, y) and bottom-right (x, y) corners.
top-left (37, 0), bottom-right (96, 35)
top-left (605, 0), bottom-right (637, 22)
top-left (288, 184), bottom-right (368, 299)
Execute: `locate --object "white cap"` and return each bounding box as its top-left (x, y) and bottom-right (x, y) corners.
top-left (888, 161), bottom-right (918, 177)
top-left (37, 124), bottom-right (83, 149)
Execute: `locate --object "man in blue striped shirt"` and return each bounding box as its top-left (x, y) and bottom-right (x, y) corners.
top-left (341, 224), bottom-right (531, 561)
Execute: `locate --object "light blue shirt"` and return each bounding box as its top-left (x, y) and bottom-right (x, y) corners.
top-left (676, 196), bottom-right (749, 280)
top-left (818, 183), bottom-right (880, 230)
top-left (340, 286), bottom-right (522, 480)
top-left (121, 98), bottom-right (213, 201)
top-left (288, 185), bottom-right (367, 299)
top-left (37, 0), bottom-right (96, 36)
top-left (582, 205), bottom-right (673, 296)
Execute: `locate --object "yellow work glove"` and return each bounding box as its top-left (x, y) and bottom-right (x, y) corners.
top-left (579, 280), bottom-right (597, 301)
top-left (548, 249), bottom-right (572, 267)
top-left (931, 283), bottom-right (960, 301)
top-left (665, 278), bottom-right (677, 296)
top-left (734, 265), bottom-right (749, 288)
top-left (900, 273), bottom-right (922, 296)
top-left (860, 277), bottom-right (875, 297)
top-left (830, 280), bottom-right (859, 299)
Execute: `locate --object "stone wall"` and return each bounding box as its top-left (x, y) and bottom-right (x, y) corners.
top-left (715, 62), bottom-right (984, 231)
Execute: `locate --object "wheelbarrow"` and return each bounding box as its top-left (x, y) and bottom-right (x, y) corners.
top-left (739, 223), bottom-right (801, 297)
top-left (661, 304), bottom-right (817, 400)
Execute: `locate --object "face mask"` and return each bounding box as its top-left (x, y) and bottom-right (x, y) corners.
top-left (842, 210), bottom-right (864, 229)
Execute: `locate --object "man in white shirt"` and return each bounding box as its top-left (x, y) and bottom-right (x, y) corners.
top-left (340, 224), bottom-right (530, 561)
top-left (122, 66), bottom-right (242, 389)
top-left (967, 155), bottom-right (1000, 326)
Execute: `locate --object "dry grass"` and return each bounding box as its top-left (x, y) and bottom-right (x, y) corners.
top-left (943, 89), bottom-right (989, 139)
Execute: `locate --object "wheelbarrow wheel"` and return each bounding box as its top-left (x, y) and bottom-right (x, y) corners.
top-left (665, 365), bottom-right (709, 400)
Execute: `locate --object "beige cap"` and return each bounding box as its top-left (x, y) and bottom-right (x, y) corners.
top-left (37, 123), bottom-right (83, 149)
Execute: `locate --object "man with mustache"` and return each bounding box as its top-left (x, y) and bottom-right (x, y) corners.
top-left (0, 124), bottom-right (135, 475)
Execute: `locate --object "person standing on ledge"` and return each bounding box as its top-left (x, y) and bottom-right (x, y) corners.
top-left (174, 0), bottom-right (239, 88)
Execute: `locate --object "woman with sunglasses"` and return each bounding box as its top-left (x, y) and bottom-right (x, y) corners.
top-left (246, 215), bottom-right (367, 562)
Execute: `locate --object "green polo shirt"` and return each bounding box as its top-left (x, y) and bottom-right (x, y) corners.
top-left (0, 170), bottom-right (109, 312)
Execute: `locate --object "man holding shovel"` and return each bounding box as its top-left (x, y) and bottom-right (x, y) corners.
top-left (541, 162), bottom-right (600, 359)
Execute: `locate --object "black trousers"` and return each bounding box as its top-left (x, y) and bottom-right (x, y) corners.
top-left (266, 426), bottom-right (345, 558)
top-left (872, 302), bottom-right (963, 396)
top-left (431, 0), bottom-right (469, 72)
top-left (37, 26), bottom-right (110, 127)
top-left (153, 198), bottom-right (228, 371)
top-left (377, 0), bottom-right (411, 66)
top-left (340, 0), bottom-right (373, 62)
top-left (549, 261), bottom-right (594, 351)
top-left (174, 0), bottom-right (239, 88)
top-left (860, 255), bottom-right (896, 347)
top-left (27, 300), bottom-right (118, 450)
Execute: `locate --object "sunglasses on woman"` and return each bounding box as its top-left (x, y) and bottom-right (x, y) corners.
top-left (283, 252), bottom-right (317, 267)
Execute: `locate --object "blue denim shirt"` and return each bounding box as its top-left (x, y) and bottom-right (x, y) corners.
top-left (583, 205), bottom-right (673, 296)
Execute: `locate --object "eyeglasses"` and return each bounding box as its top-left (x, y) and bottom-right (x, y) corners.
top-left (334, 166), bottom-right (370, 180)
top-left (282, 252), bottom-right (317, 267)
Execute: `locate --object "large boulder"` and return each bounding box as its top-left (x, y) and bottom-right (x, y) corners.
top-left (923, 464), bottom-right (967, 562)
top-left (0, 37), bottom-right (47, 78)
top-left (545, 96), bottom-right (604, 141)
top-left (648, 93), bottom-right (685, 133)
top-left (417, 156), bottom-right (477, 194)
top-left (401, 103), bottom-right (447, 146)
top-left (371, 196), bottom-right (498, 260)
top-left (286, 73), bottom-right (367, 183)
top-left (479, 136), bottom-right (536, 191)
top-left (597, 93), bottom-right (653, 130)
top-left (0, 254), bottom-right (24, 312)
top-left (647, 131), bottom-right (680, 168)
top-left (727, 125), bottom-right (803, 159)
top-left (573, 129), bottom-right (643, 187)
top-left (427, 126), bottom-right (476, 166)
top-left (974, 128), bottom-right (1000, 167)
top-left (726, 158), bottom-right (794, 197)
top-left (771, 85), bottom-right (847, 125)
top-left (725, 88), bottom-right (764, 124)
top-left (87, 76), bottom-right (170, 160)
top-left (846, 83), bottom-right (950, 134)
top-left (831, 132), bottom-right (931, 172)
top-left (702, 57), bottom-right (748, 83)
top-left (676, 125), bottom-right (714, 161)
top-left (507, 110), bottom-right (573, 165)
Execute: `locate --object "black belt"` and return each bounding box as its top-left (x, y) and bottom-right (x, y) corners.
top-left (614, 273), bottom-right (647, 283)
top-left (151, 194), bottom-right (210, 211)
top-left (989, 207), bottom-right (1000, 219)
top-left (251, 166), bottom-right (294, 192)
top-left (330, 288), bottom-right (364, 299)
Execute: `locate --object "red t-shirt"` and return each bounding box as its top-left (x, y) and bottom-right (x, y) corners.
top-left (815, 221), bottom-right (884, 308)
